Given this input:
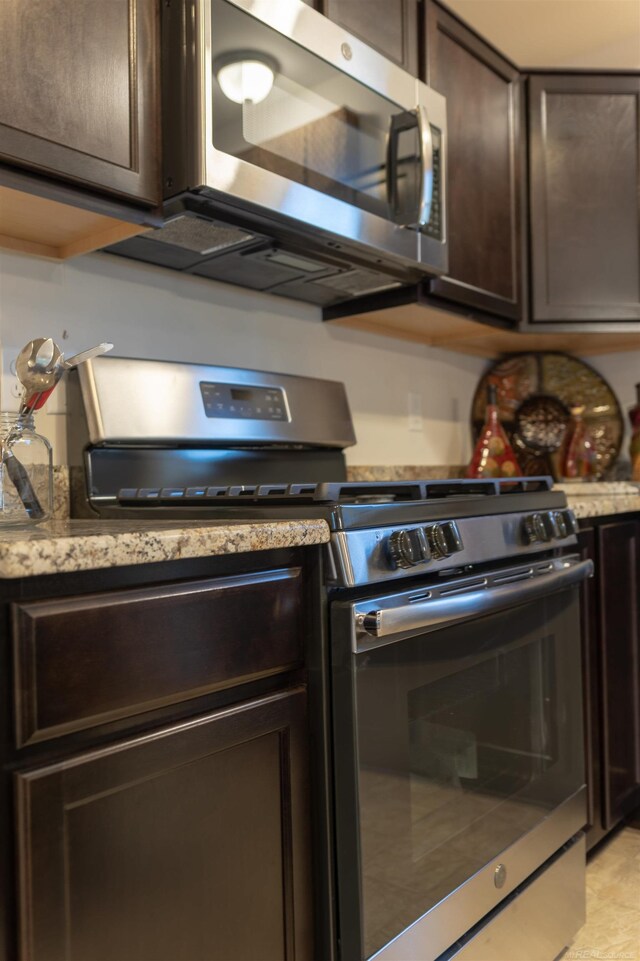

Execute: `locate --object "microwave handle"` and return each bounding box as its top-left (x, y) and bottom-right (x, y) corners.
top-left (354, 558), bottom-right (593, 651)
top-left (415, 104), bottom-right (434, 228)
top-left (386, 106), bottom-right (433, 228)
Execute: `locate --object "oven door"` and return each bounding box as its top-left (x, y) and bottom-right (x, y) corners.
top-left (331, 556), bottom-right (592, 961)
top-left (190, 0), bottom-right (447, 273)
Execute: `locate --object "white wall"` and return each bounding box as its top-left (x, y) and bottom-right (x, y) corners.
top-left (2, 249), bottom-right (638, 469)
top-left (0, 249), bottom-right (485, 466)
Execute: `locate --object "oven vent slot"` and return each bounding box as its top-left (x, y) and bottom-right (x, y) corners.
top-left (438, 578), bottom-right (487, 597)
top-left (492, 568), bottom-right (534, 585)
top-left (409, 591), bottom-right (432, 603)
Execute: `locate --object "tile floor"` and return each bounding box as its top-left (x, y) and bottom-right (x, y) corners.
top-left (562, 825), bottom-right (640, 961)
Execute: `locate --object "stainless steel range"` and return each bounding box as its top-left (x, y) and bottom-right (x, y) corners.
top-left (68, 358), bottom-right (590, 961)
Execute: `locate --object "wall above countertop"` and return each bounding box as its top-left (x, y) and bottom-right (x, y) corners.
top-left (0, 248), bottom-right (484, 468)
top-left (1, 249), bottom-right (637, 475)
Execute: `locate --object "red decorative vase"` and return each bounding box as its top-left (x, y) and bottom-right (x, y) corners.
top-left (468, 384), bottom-right (521, 479)
top-left (563, 404), bottom-right (597, 479)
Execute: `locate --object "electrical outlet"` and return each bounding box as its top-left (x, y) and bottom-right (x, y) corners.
top-left (408, 392), bottom-right (423, 432)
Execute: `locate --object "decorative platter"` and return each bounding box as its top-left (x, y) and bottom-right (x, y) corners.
top-left (471, 352), bottom-right (623, 479)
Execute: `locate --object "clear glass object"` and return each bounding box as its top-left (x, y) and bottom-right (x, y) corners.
top-left (0, 413), bottom-right (53, 524)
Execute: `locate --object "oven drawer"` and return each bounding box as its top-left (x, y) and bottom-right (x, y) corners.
top-left (12, 568), bottom-right (303, 746)
top-left (440, 834), bottom-right (586, 961)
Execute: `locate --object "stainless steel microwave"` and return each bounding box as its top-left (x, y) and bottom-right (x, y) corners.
top-left (108, 0), bottom-right (448, 307)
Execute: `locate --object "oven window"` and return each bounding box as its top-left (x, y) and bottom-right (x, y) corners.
top-left (408, 635), bottom-right (556, 865)
top-left (352, 591), bottom-right (584, 959)
top-left (211, 0), bottom-right (420, 223)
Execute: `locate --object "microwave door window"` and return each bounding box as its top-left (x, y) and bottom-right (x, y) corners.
top-left (210, 0), bottom-right (420, 224)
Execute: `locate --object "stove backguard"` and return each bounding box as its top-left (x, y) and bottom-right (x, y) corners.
top-left (66, 357), bottom-right (355, 518)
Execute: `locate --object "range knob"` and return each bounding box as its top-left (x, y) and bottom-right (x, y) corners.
top-left (540, 511), bottom-right (560, 540)
top-left (388, 528), bottom-right (430, 569)
top-left (553, 510), bottom-right (568, 538)
top-left (522, 512), bottom-right (546, 544)
top-left (562, 508), bottom-right (579, 535)
top-left (425, 521), bottom-right (464, 559)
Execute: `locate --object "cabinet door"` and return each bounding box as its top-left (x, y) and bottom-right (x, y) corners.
top-left (424, 2), bottom-right (525, 323)
top-left (319, 0), bottom-right (419, 75)
top-left (15, 689), bottom-right (313, 961)
top-left (598, 520), bottom-right (640, 830)
top-left (0, 0), bottom-right (160, 206)
top-left (529, 75), bottom-right (640, 323)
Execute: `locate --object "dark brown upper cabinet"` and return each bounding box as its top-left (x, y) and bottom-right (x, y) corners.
top-left (318, 0), bottom-right (419, 76)
top-left (423, 1), bottom-right (526, 324)
top-left (0, 0), bottom-right (160, 207)
top-left (529, 75), bottom-right (640, 325)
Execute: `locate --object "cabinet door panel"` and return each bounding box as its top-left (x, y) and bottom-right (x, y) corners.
top-left (0, 0), bottom-right (159, 205)
top-left (425, 2), bottom-right (524, 322)
top-left (320, 0), bottom-right (419, 75)
top-left (13, 568), bottom-right (303, 745)
top-left (529, 75), bottom-right (640, 323)
top-left (598, 521), bottom-right (640, 830)
top-left (16, 689), bottom-right (313, 961)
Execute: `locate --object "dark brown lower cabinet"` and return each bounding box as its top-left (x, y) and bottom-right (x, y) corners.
top-left (597, 521), bottom-right (640, 830)
top-left (578, 518), bottom-right (640, 850)
top-left (0, 549), bottom-right (321, 961)
top-left (16, 687), bottom-right (313, 961)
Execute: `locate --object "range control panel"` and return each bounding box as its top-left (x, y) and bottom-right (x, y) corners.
top-left (200, 382), bottom-right (288, 421)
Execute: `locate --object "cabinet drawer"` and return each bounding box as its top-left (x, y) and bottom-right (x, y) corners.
top-left (13, 568), bottom-right (303, 746)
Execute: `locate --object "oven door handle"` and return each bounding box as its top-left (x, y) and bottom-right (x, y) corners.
top-left (355, 558), bottom-right (593, 649)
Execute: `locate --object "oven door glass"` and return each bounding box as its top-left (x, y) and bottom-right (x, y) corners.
top-left (210, 0), bottom-right (422, 225)
top-left (338, 587), bottom-right (584, 960)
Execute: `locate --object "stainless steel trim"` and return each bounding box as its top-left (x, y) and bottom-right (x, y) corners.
top-left (416, 104), bottom-right (433, 227)
top-left (352, 556), bottom-right (593, 651)
top-left (77, 356), bottom-right (356, 448)
top-left (371, 788), bottom-right (586, 961)
top-left (434, 835), bottom-right (586, 961)
top-left (185, 0), bottom-right (447, 273)
top-left (328, 512), bottom-right (577, 588)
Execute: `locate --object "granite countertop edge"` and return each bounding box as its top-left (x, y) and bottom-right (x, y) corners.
top-left (0, 519), bottom-right (331, 579)
top-left (564, 494), bottom-right (640, 520)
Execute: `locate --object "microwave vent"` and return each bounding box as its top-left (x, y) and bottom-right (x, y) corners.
top-left (151, 215), bottom-right (256, 255)
top-left (315, 267), bottom-right (404, 297)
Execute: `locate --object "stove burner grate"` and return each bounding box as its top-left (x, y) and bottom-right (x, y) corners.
top-left (116, 477), bottom-right (553, 508)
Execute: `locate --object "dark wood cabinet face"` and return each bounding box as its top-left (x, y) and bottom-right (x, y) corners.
top-left (319, 0), bottom-right (419, 75)
top-left (16, 689), bottom-right (313, 961)
top-left (597, 520), bottom-right (640, 830)
top-left (0, 0), bottom-right (160, 206)
top-left (13, 568), bottom-right (303, 746)
top-left (529, 75), bottom-right (640, 323)
top-left (424, 2), bottom-right (524, 323)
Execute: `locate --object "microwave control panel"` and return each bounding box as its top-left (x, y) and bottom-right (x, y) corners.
top-left (200, 382), bottom-right (288, 421)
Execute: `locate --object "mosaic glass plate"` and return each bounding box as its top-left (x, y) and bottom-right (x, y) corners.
top-left (471, 352), bottom-right (623, 479)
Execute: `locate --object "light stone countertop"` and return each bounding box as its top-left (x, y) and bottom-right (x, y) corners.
top-left (0, 519), bottom-right (330, 579)
top-left (556, 482), bottom-right (640, 519)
